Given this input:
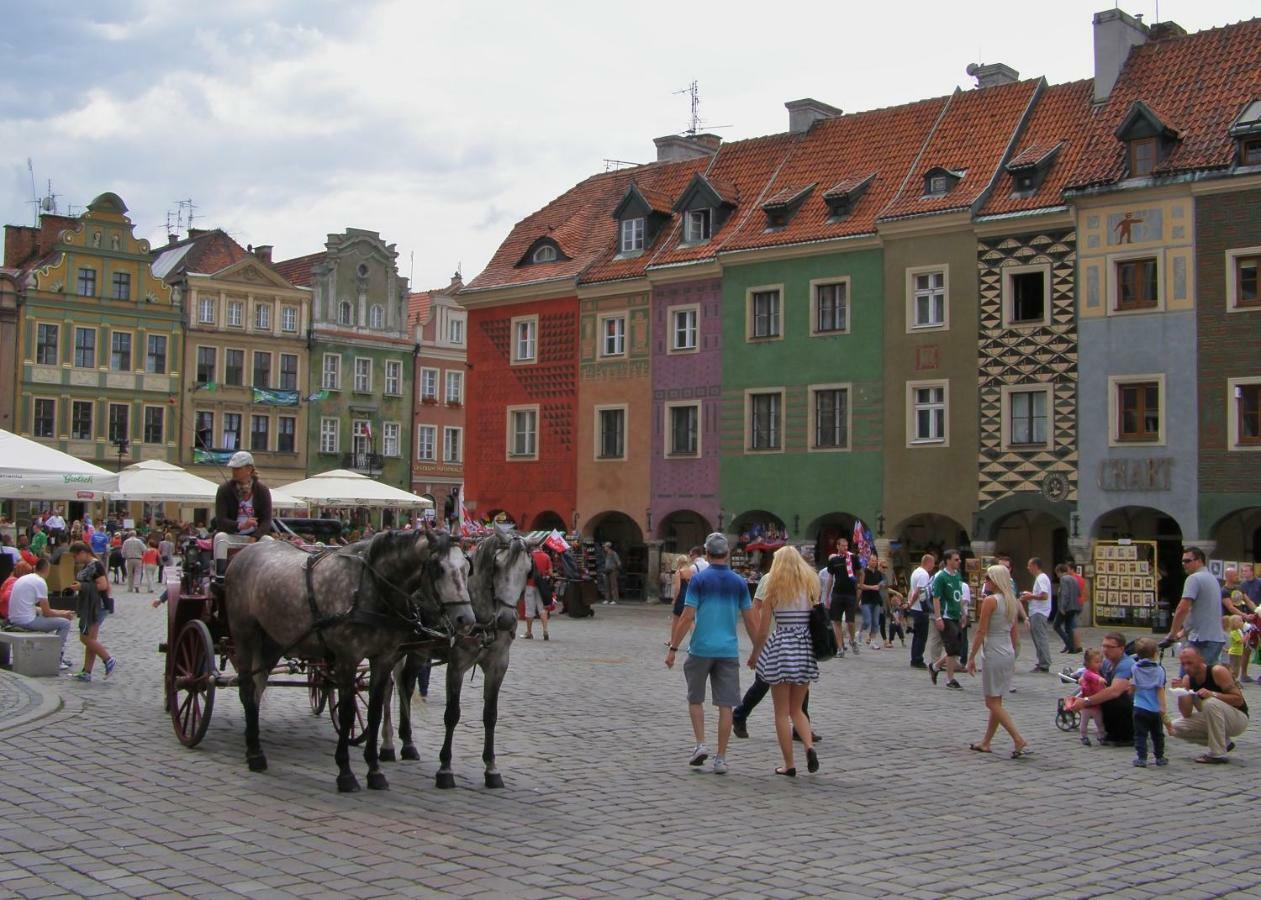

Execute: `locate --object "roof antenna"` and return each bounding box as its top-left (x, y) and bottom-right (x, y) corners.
top-left (672, 80), bottom-right (731, 136)
top-left (409, 250), bottom-right (414, 288)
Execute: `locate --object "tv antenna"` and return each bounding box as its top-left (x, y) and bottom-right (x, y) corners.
top-left (165, 199), bottom-right (197, 239)
top-left (26, 159), bottom-right (62, 224)
top-left (672, 80), bottom-right (730, 136)
top-left (603, 159), bottom-right (642, 172)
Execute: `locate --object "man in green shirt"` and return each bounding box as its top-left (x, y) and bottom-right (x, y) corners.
top-left (29, 524), bottom-right (48, 557)
top-left (928, 548), bottom-right (964, 689)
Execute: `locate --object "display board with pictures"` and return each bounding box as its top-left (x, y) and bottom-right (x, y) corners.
top-left (1090, 540), bottom-right (1158, 627)
top-left (964, 556), bottom-right (996, 623)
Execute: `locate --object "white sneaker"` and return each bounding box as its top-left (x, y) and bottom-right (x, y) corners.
top-left (609, 600), bottom-right (617, 606)
top-left (602, 600), bottom-right (610, 605)
top-left (711, 756), bottom-right (728, 775)
top-left (59, 659), bottom-right (73, 670)
top-left (688, 743), bottom-right (709, 767)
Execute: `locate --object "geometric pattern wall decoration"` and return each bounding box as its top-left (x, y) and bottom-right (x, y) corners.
top-left (977, 229), bottom-right (1078, 509)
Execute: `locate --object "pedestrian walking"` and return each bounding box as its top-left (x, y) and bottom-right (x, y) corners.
top-left (965, 564), bottom-right (1029, 756)
top-left (908, 554), bottom-right (934, 668)
top-left (68, 542), bottom-right (116, 682)
top-left (858, 555), bottom-right (884, 650)
top-left (158, 531), bottom-right (175, 582)
top-left (122, 531), bottom-right (146, 592)
top-left (927, 550), bottom-right (965, 689)
top-left (1054, 563), bottom-right (1083, 653)
top-left (142, 539), bottom-right (160, 592)
top-left (1019, 557), bottom-right (1053, 672)
top-left (521, 545), bottom-right (552, 640)
top-left (826, 537), bottom-right (860, 655)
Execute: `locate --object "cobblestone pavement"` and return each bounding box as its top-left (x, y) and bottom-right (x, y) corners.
top-left (0, 669), bottom-right (52, 729)
top-left (0, 582), bottom-right (1255, 899)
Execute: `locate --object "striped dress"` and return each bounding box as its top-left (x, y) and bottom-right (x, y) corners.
top-left (756, 599), bottom-right (819, 685)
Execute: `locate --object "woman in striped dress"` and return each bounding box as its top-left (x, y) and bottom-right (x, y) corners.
top-left (747, 545), bottom-right (820, 776)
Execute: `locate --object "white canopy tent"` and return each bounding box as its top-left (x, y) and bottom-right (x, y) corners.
top-left (108, 459), bottom-right (305, 509)
top-left (277, 469), bottom-right (433, 509)
top-left (0, 429), bottom-right (119, 499)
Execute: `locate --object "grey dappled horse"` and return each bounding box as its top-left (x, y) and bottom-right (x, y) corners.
top-left (381, 529), bottom-right (532, 788)
top-left (224, 528), bottom-right (475, 792)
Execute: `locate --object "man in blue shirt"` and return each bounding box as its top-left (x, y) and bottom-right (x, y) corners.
top-left (666, 532), bottom-right (756, 775)
top-left (1075, 631), bottom-right (1135, 744)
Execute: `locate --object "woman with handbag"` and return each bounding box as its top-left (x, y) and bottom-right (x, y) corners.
top-left (747, 545), bottom-right (820, 777)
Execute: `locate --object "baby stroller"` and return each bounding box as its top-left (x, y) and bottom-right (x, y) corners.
top-left (1055, 667), bottom-right (1082, 732)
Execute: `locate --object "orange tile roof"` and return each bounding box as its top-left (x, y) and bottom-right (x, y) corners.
top-left (878, 79), bottom-right (1040, 221)
top-left (407, 290), bottom-right (432, 328)
top-left (981, 79), bottom-right (1095, 216)
top-left (272, 251), bottom-right (325, 287)
top-left (635, 185), bottom-right (675, 215)
top-left (1070, 18), bottom-right (1261, 189)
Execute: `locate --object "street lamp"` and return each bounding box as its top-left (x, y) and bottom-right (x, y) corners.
top-left (876, 511), bottom-right (885, 537)
top-left (114, 437), bottom-right (130, 472)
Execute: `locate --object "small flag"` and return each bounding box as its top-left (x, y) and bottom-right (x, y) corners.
top-left (306, 389), bottom-right (330, 402)
top-left (544, 529), bottom-right (570, 554)
top-left (194, 381), bottom-right (218, 393)
top-left (363, 421), bottom-right (373, 442)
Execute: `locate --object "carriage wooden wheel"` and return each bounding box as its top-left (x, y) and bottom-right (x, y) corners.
top-left (327, 667), bottom-right (369, 741)
top-left (307, 666), bottom-right (330, 716)
top-left (169, 619), bottom-right (217, 747)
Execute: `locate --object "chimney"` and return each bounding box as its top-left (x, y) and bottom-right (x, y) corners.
top-left (167, 234), bottom-right (179, 246)
top-left (967, 62), bottom-right (1020, 89)
top-left (1093, 8), bottom-right (1149, 103)
top-left (653, 133), bottom-right (722, 162)
top-left (253, 244), bottom-right (273, 263)
top-left (4, 225), bottom-right (37, 268)
top-left (187, 227), bottom-right (209, 239)
top-left (1148, 20), bottom-right (1186, 41)
top-left (784, 98), bottom-right (844, 134)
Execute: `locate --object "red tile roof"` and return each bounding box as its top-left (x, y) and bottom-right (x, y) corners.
top-left (407, 290), bottom-right (433, 328)
top-left (981, 79), bottom-right (1095, 216)
top-left (635, 185), bottom-right (675, 215)
top-left (761, 184), bottom-right (816, 209)
top-left (271, 251), bottom-right (325, 287)
top-left (879, 79), bottom-right (1040, 221)
top-left (1070, 18), bottom-right (1261, 189)
top-left (183, 230), bottom-right (250, 273)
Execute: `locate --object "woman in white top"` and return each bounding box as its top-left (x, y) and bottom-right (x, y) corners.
top-left (747, 545), bottom-right (820, 777)
top-left (965, 565), bottom-right (1030, 757)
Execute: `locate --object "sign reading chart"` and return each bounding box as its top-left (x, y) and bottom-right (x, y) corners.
top-left (1090, 539), bottom-right (1159, 627)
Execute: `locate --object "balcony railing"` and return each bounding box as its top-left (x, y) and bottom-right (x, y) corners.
top-left (342, 452), bottom-right (384, 473)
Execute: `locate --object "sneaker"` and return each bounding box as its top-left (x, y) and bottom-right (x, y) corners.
top-left (602, 600), bottom-right (610, 605)
top-left (609, 600), bottom-right (617, 606)
top-left (1154, 757), bottom-right (1168, 766)
top-left (732, 718), bottom-right (749, 739)
top-left (928, 661), bottom-right (939, 685)
top-left (104, 657), bottom-right (117, 677)
top-left (711, 756), bottom-right (728, 775)
top-left (851, 642), bottom-right (860, 655)
top-left (73, 671), bottom-right (92, 682)
top-left (688, 743), bottom-right (709, 767)
top-left (946, 680), bottom-right (963, 690)
top-left (1080, 736), bottom-right (1091, 746)
top-left (59, 659), bottom-right (73, 671)
top-left (543, 633), bottom-right (549, 641)
top-left (1132, 758), bottom-right (1148, 768)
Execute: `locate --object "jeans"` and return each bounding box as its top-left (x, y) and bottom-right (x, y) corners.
top-left (1133, 708), bottom-right (1165, 760)
top-left (1029, 613), bottom-right (1052, 669)
top-left (10, 615), bottom-right (71, 657)
top-left (910, 609), bottom-right (929, 665)
top-left (1189, 640), bottom-right (1225, 668)
top-left (860, 601), bottom-right (881, 635)
top-left (1054, 611), bottom-right (1079, 650)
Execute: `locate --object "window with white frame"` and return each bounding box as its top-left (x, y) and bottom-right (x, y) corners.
top-left (685, 209), bottom-right (712, 243)
top-left (601, 315), bottom-right (626, 357)
top-left (445, 370), bottom-right (463, 404)
top-left (227, 299), bottom-right (243, 327)
top-left (748, 288), bottom-right (781, 340)
top-left (322, 353), bottom-right (340, 390)
top-left (810, 385), bottom-right (850, 450)
top-left (447, 316), bottom-right (465, 345)
top-left (812, 280), bottom-right (849, 334)
top-left (665, 402), bottom-right (700, 457)
top-left (908, 381), bottom-right (948, 444)
top-left (511, 316), bottom-right (537, 363)
top-left (532, 244), bottom-right (557, 263)
top-left (443, 426), bottom-right (462, 463)
top-left (417, 425), bottom-right (436, 461)
top-left (384, 359), bottom-right (402, 396)
top-left (747, 391), bottom-right (783, 451)
top-left (338, 301), bottom-right (354, 326)
top-left (1004, 264), bottom-right (1051, 326)
top-left (908, 268), bottom-right (947, 329)
top-left (1003, 386), bottom-right (1051, 449)
top-left (255, 303), bottom-right (271, 330)
top-left (221, 413), bottom-right (241, 450)
top-left (382, 421), bottom-right (401, 457)
top-left (320, 417), bottom-right (339, 453)
top-left (596, 406), bottom-right (626, 459)
top-left (369, 305), bottom-right (384, 330)
top-left (198, 295), bottom-right (216, 324)
top-left (670, 306), bottom-right (698, 352)
top-left (620, 217), bottom-right (645, 253)
top-left (420, 367), bottom-right (438, 400)
top-left (1228, 378), bottom-right (1261, 449)
top-left (507, 406), bottom-right (538, 459)
top-left (1226, 247), bottom-right (1261, 311)
top-left (281, 306), bottom-right (298, 332)
top-left (353, 357), bottom-right (372, 392)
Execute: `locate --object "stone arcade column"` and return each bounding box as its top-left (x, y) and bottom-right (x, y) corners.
top-left (644, 540), bottom-right (663, 603)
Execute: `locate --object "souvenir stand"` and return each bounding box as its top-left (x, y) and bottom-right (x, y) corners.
top-left (963, 556), bottom-right (996, 624)
top-left (1089, 539), bottom-right (1159, 628)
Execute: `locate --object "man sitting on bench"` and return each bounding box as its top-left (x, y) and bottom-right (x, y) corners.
top-left (7, 557), bottom-right (74, 670)
top-left (212, 451), bottom-right (274, 577)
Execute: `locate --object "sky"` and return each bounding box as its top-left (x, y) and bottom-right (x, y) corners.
top-left (3, 0), bottom-right (1257, 290)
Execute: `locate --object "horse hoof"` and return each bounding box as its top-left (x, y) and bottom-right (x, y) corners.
top-left (378, 748), bottom-right (396, 763)
top-left (367, 772), bottom-right (389, 791)
top-left (337, 774), bottom-right (361, 793)
top-left (485, 772), bottom-right (504, 789)
top-left (247, 755), bottom-right (268, 773)
top-left (435, 771), bottom-right (456, 790)
top-left (401, 745), bottom-right (420, 761)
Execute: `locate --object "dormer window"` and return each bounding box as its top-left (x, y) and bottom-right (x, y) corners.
top-left (620, 217), bottom-right (645, 253)
top-left (685, 209), bottom-right (712, 243)
top-left (1115, 101), bottom-right (1179, 179)
top-left (928, 175), bottom-right (949, 195)
top-left (1005, 144), bottom-right (1061, 196)
top-left (822, 174), bottom-right (875, 222)
top-left (672, 173), bottom-right (734, 246)
top-left (761, 184), bottom-right (815, 230)
top-left (519, 237), bottom-right (568, 268)
top-left (1230, 100), bottom-right (1261, 166)
top-left (922, 167), bottom-right (963, 198)
top-left (1245, 139), bottom-right (1261, 166)
top-left (532, 245), bottom-right (557, 264)
top-left (1130, 138), bottom-right (1158, 177)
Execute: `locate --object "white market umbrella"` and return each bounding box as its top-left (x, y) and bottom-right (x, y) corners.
top-left (111, 459), bottom-right (223, 503)
top-left (277, 468), bottom-right (433, 509)
top-left (0, 428), bottom-right (120, 500)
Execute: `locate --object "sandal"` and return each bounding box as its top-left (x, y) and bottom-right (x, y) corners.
top-left (1011, 745), bottom-right (1033, 759)
top-left (969, 743), bottom-right (992, 753)
top-left (1193, 753), bottom-right (1229, 764)
top-left (775, 766), bottom-right (797, 777)
top-left (806, 748), bottom-right (819, 773)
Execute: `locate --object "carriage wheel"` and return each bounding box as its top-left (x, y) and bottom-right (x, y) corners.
top-left (169, 620), bottom-right (216, 747)
top-left (328, 669), bottom-right (369, 741)
top-left (307, 667), bottom-right (330, 716)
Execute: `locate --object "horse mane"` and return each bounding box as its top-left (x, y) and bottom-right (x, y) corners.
top-left (365, 527), bottom-right (450, 567)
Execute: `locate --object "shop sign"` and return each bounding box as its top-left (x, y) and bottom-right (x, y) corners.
top-left (1097, 457), bottom-right (1172, 491)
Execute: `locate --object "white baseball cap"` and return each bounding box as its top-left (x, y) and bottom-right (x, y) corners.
top-left (228, 451), bottom-right (255, 469)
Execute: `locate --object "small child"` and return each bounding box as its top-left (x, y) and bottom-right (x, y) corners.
top-left (1225, 615), bottom-right (1246, 681)
top-left (886, 589), bottom-right (907, 648)
top-left (1129, 637), bottom-right (1169, 768)
top-left (1076, 648), bottom-right (1108, 746)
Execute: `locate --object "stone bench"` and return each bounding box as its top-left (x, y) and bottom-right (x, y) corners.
top-left (0, 629), bottom-right (62, 677)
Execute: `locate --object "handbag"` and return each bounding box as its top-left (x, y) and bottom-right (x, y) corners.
top-left (808, 603), bottom-right (837, 661)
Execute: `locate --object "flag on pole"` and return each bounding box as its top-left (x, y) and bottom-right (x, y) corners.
top-left (305, 389), bottom-right (329, 402)
top-left (363, 421), bottom-right (374, 442)
top-left (545, 529), bottom-right (570, 554)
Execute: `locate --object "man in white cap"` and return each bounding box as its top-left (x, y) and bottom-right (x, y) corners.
top-left (212, 451), bottom-right (274, 576)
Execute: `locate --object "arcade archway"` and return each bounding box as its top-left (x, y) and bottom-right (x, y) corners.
top-left (587, 511), bottom-right (646, 599)
top-left (989, 509), bottom-right (1068, 592)
top-left (806, 512), bottom-right (859, 570)
top-left (530, 510), bottom-right (567, 532)
top-left (891, 513), bottom-right (970, 586)
top-left (1210, 507), bottom-right (1261, 563)
top-left (1092, 505), bottom-right (1184, 612)
top-left (657, 509), bottom-right (712, 555)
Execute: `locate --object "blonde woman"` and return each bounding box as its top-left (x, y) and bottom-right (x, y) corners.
top-left (747, 545), bottom-right (819, 776)
top-left (965, 564), bottom-right (1030, 757)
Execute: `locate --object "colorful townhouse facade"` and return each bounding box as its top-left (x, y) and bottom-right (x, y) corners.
top-left (408, 274), bottom-right (467, 517)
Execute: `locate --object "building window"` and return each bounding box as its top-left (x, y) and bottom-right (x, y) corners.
top-left (253, 351), bottom-right (271, 389)
top-left (670, 306), bottom-right (698, 352)
top-left (812, 281), bottom-right (849, 334)
top-left (420, 367), bottom-right (438, 400)
top-left (144, 407), bottom-right (164, 444)
top-left (279, 353), bottom-right (298, 390)
top-left (351, 420), bottom-right (372, 460)
top-left (222, 413), bottom-right (241, 450)
top-left (666, 403), bottom-right (700, 457)
top-left (110, 332), bottom-right (132, 371)
top-left (685, 209), bottom-right (712, 243)
top-left (33, 399), bottom-right (56, 438)
top-left (224, 349), bottom-right (244, 386)
top-left (73, 328), bottom-right (96, 368)
top-left (447, 317), bottom-right (465, 345)
top-left (71, 401), bottom-right (93, 440)
top-left (385, 360), bottom-right (402, 396)
top-left (281, 306), bottom-right (298, 332)
top-left (443, 426), bottom-right (462, 463)
top-left (353, 357), bottom-right (372, 392)
top-left (383, 422), bottom-right (401, 458)
top-left (35, 323), bottom-right (59, 365)
top-left (1111, 376), bottom-right (1163, 444)
top-left (196, 346), bottom-right (216, 384)
top-left (322, 353), bottom-right (340, 390)
top-left (1229, 379), bottom-right (1261, 449)
top-left (1116, 258), bottom-right (1158, 311)
top-left (320, 417), bottom-right (339, 453)
top-left (111, 272), bottom-right (131, 301)
top-left (1227, 249), bottom-right (1261, 310)
top-left (444, 370), bottom-right (463, 404)
top-left (811, 386), bottom-right (850, 450)
top-left (749, 288), bottom-right (782, 340)
top-left (227, 300), bottom-right (243, 327)
top-left (1129, 137), bottom-right (1157, 177)
top-left (620, 217), bottom-right (645, 253)
top-left (369, 305), bottom-right (384, 330)
top-left (909, 381), bottom-right (948, 445)
top-left (532, 245), bottom-right (557, 264)
top-left (255, 303), bottom-right (271, 330)
top-left (194, 412), bottom-right (213, 451)
top-left (1004, 265), bottom-right (1050, 326)
top-left (198, 295), bottom-right (216, 324)
top-left (145, 334), bottom-right (167, 374)
top-left (507, 406), bottom-right (538, 459)
top-left (417, 425), bottom-right (436, 461)
top-left (108, 403), bottom-right (129, 444)
top-left (277, 416), bottom-right (296, 452)
top-left (1005, 387), bottom-right (1050, 448)
top-left (927, 174), bottom-right (950, 195)
top-left (601, 315), bottom-right (626, 357)
top-left (512, 316), bottom-right (537, 364)
top-left (908, 268), bottom-right (947, 329)
top-left (338, 301), bottom-right (354, 326)
top-left (77, 268), bottom-right (96, 297)
top-left (748, 391), bottom-right (782, 451)
top-left (596, 406), bottom-right (626, 460)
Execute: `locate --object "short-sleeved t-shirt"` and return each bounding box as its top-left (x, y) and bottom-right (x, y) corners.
top-left (1182, 568), bottom-right (1226, 642)
top-left (90, 531), bottom-right (109, 554)
top-left (29, 532), bottom-right (47, 555)
top-left (8, 573), bottom-right (48, 625)
top-left (1102, 653), bottom-right (1135, 684)
top-left (908, 566), bottom-right (932, 611)
top-left (860, 569), bottom-right (884, 602)
top-left (1028, 572), bottom-right (1053, 618)
top-left (931, 568), bottom-right (963, 620)
top-left (685, 563), bottom-right (752, 659)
